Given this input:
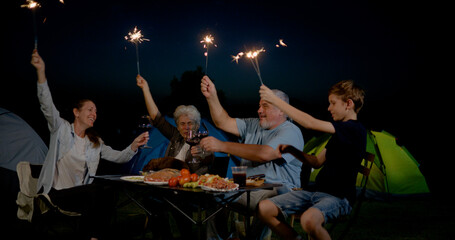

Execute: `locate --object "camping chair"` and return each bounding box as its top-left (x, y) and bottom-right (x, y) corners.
top-left (289, 152), bottom-right (375, 240)
top-left (16, 161), bottom-right (81, 234)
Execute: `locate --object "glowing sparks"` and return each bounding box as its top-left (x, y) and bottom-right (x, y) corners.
top-left (124, 26), bottom-right (149, 44)
top-left (233, 47), bottom-right (266, 85)
top-left (200, 34), bottom-right (216, 49)
top-left (21, 0), bottom-right (40, 9)
top-left (275, 39), bottom-right (287, 47)
top-left (231, 52), bottom-right (244, 64)
top-left (125, 27), bottom-right (149, 75)
top-left (22, 0), bottom-right (41, 49)
top-left (200, 34), bottom-right (217, 75)
top-left (245, 48), bottom-right (265, 59)
top-left (231, 48), bottom-right (265, 64)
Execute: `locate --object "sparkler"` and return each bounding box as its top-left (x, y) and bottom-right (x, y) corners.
top-left (232, 48), bottom-right (266, 85)
top-left (246, 48), bottom-right (266, 85)
top-left (21, 0), bottom-right (41, 49)
top-left (125, 27), bottom-right (149, 75)
top-left (231, 52), bottom-right (244, 64)
top-left (200, 34), bottom-right (216, 75)
top-left (275, 39), bottom-right (287, 48)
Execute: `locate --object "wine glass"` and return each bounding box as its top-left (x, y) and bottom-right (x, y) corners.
top-left (138, 115), bottom-right (153, 149)
top-left (185, 129), bottom-right (209, 170)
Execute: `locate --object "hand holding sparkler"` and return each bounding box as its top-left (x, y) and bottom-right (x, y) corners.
top-left (259, 84), bottom-right (279, 104)
top-left (201, 75), bottom-right (217, 100)
top-left (125, 27), bottom-right (149, 75)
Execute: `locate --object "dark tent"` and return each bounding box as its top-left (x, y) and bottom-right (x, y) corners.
top-left (0, 108), bottom-right (48, 230)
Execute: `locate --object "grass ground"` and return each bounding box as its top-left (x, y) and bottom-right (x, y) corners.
top-left (11, 194), bottom-right (452, 240)
top-left (290, 196), bottom-right (452, 240)
top-left (106, 194), bottom-right (454, 239)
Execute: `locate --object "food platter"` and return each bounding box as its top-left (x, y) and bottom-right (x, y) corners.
top-left (144, 180), bottom-right (168, 185)
top-left (200, 184), bottom-right (239, 192)
top-left (120, 176), bottom-right (144, 182)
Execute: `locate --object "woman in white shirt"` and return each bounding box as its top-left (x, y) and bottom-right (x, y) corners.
top-left (31, 50), bottom-right (149, 240)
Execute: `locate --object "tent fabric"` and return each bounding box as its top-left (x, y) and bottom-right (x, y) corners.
top-left (371, 131), bottom-right (429, 196)
top-left (305, 130), bottom-right (429, 198)
top-left (0, 109), bottom-right (48, 228)
top-left (0, 108), bottom-right (48, 171)
top-left (124, 116), bottom-right (238, 177)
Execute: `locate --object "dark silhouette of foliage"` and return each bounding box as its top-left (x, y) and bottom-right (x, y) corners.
top-left (161, 66), bottom-right (226, 119)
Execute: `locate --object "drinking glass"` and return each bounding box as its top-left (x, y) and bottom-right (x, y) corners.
top-left (232, 166), bottom-right (247, 187)
top-left (185, 129), bottom-right (209, 170)
top-left (138, 115), bottom-right (153, 149)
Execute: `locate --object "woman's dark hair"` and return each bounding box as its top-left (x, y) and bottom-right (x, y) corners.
top-left (74, 99), bottom-right (100, 148)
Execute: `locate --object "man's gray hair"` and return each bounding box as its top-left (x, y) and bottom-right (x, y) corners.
top-left (271, 89), bottom-right (289, 104)
top-left (173, 105), bottom-right (201, 126)
top-left (271, 89), bottom-right (290, 120)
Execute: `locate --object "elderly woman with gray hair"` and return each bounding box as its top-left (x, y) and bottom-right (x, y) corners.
top-left (136, 75), bottom-right (214, 175)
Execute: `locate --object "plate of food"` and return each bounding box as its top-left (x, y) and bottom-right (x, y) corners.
top-left (198, 174), bottom-right (239, 192)
top-left (120, 175), bottom-right (144, 182)
top-left (144, 180), bottom-right (168, 185)
top-left (246, 179), bottom-right (264, 186)
top-left (143, 168), bottom-right (180, 185)
top-left (246, 174), bottom-right (265, 187)
top-left (200, 184), bottom-right (239, 192)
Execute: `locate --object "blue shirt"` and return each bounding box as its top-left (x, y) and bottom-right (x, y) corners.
top-left (236, 118), bottom-right (304, 193)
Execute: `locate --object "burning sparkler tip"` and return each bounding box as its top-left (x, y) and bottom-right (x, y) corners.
top-left (125, 26), bottom-right (149, 44)
top-left (201, 34), bottom-right (216, 49)
top-left (276, 39), bottom-right (287, 47)
top-left (231, 52), bottom-right (244, 64)
top-left (246, 48), bottom-right (265, 59)
top-left (21, 0), bottom-right (41, 9)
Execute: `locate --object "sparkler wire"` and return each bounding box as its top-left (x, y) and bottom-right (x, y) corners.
top-left (135, 43), bottom-right (140, 75)
top-left (32, 8), bottom-right (38, 49)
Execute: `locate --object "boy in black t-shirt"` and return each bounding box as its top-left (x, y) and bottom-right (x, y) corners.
top-left (257, 80), bottom-right (366, 240)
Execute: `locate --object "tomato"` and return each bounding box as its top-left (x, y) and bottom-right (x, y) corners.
top-left (168, 177), bottom-right (178, 187)
top-left (179, 175), bottom-right (191, 186)
top-left (180, 168), bottom-right (190, 177)
top-left (190, 173), bottom-right (199, 182)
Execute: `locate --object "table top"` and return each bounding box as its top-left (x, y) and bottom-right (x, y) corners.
top-left (92, 174), bottom-right (282, 195)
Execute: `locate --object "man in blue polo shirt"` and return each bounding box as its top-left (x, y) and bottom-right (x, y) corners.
top-left (200, 76), bottom-right (304, 239)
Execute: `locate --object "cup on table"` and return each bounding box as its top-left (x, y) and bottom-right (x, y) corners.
top-left (231, 166), bottom-right (247, 187)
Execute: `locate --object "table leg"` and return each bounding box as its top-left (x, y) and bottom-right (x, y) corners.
top-left (123, 188), bottom-right (153, 216)
top-left (163, 197), bottom-right (197, 224)
top-left (198, 203), bottom-right (203, 240)
top-left (245, 191), bottom-right (251, 234)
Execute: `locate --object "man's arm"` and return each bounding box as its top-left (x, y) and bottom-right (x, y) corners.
top-left (278, 145), bottom-right (326, 168)
top-left (200, 136), bottom-right (281, 163)
top-left (201, 76), bottom-right (239, 136)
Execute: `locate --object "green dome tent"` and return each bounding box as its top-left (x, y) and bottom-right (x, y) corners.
top-left (304, 130), bottom-right (430, 199)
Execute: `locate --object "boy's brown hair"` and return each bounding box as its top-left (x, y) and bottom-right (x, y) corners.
top-left (328, 80), bottom-right (365, 113)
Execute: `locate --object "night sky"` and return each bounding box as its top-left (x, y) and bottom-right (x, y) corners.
top-left (3, 1), bottom-right (441, 192)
